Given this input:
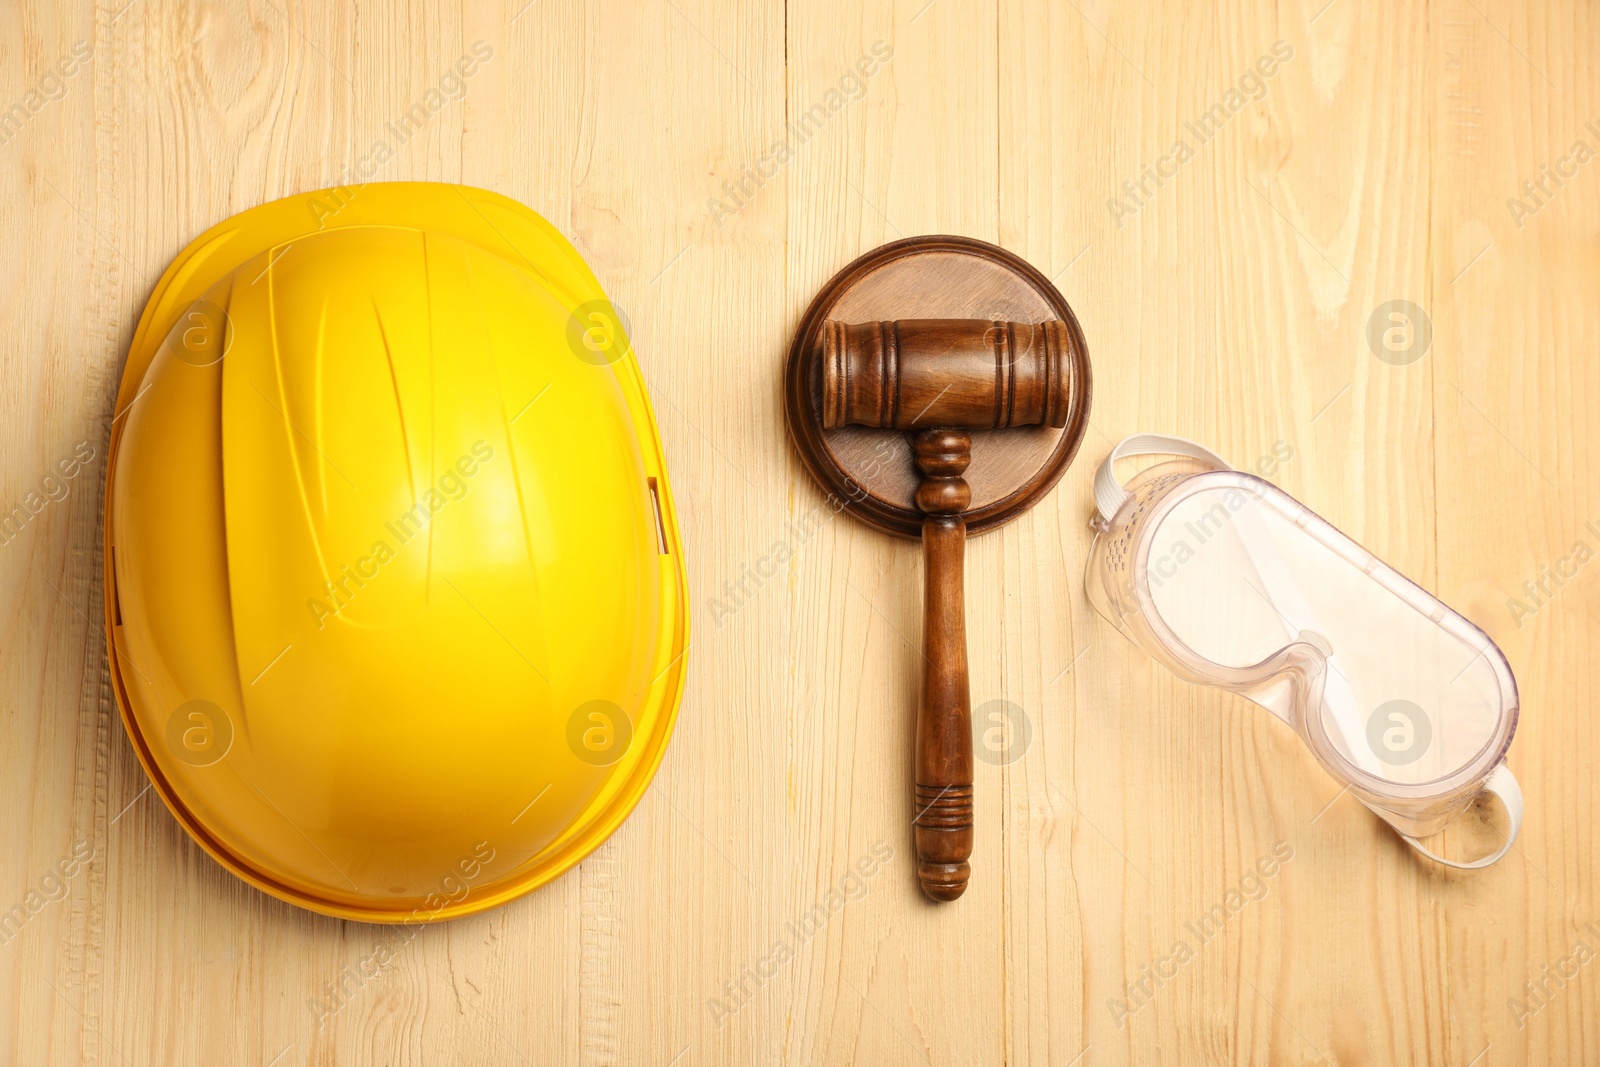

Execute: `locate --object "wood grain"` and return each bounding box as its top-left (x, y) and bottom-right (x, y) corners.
top-left (1, 0), bottom-right (1596, 1064)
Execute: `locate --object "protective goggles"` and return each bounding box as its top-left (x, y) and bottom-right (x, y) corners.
top-left (1085, 435), bottom-right (1522, 868)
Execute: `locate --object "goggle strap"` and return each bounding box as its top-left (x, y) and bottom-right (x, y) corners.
top-left (1399, 764), bottom-right (1524, 869)
top-left (1094, 433), bottom-right (1233, 522)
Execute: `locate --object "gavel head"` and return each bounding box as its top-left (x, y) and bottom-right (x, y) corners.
top-left (816, 319), bottom-right (1076, 431)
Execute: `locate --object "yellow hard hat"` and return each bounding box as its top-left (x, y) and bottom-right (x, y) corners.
top-left (103, 183), bottom-right (688, 923)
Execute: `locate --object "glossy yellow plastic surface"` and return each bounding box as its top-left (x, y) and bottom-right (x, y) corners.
top-left (104, 183), bottom-right (688, 923)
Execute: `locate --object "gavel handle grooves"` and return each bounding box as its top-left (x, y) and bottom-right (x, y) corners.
top-left (912, 429), bottom-right (975, 901)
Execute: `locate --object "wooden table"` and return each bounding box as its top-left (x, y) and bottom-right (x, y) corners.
top-left (3, 1), bottom-right (1595, 1063)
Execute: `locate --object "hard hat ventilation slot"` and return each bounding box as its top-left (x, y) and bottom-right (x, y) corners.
top-left (647, 477), bottom-right (669, 554)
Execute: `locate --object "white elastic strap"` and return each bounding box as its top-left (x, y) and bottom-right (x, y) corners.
top-left (1094, 433), bottom-right (1233, 523)
top-left (1400, 764), bottom-right (1524, 870)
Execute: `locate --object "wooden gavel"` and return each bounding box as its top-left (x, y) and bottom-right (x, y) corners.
top-left (815, 318), bottom-right (1075, 900)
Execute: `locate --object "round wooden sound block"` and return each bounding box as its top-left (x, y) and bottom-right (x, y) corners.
top-left (784, 236), bottom-right (1093, 538)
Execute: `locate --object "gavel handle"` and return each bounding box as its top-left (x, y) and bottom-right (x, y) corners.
top-left (913, 430), bottom-right (975, 901)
